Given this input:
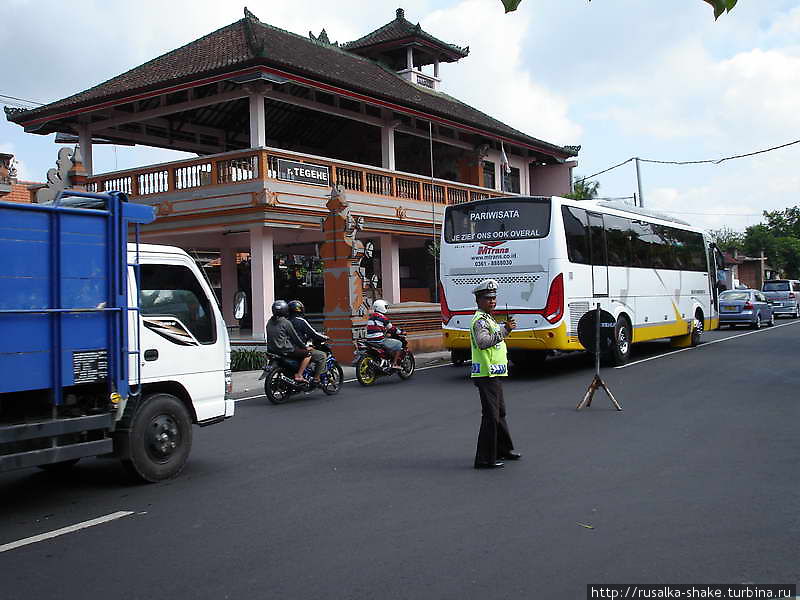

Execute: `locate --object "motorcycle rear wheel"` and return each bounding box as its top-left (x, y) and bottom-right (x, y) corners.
top-left (322, 363), bottom-right (344, 395)
top-left (264, 365), bottom-right (293, 404)
top-left (355, 356), bottom-right (377, 386)
top-left (398, 352), bottom-right (415, 380)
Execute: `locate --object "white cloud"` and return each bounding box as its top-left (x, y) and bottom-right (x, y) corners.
top-left (424, 0), bottom-right (582, 145)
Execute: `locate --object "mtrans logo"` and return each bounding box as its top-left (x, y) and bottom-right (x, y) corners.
top-left (477, 245), bottom-right (510, 255)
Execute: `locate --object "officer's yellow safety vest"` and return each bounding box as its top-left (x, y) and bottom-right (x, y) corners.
top-left (470, 310), bottom-right (508, 378)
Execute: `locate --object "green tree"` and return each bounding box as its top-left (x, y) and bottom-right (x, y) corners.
top-left (500, 0), bottom-right (738, 20)
top-left (708, 226), bottom-right (744, 253)
top-left (762, 206), bottom-right (800, 238)
top-left (565, 176), bottom-right (599, 200)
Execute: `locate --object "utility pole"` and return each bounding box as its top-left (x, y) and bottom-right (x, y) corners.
top-left (635, 157), bottom-right (644, 207)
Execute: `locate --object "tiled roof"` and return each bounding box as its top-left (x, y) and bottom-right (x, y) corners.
top-left (342, 8), bottom-right (468, 60)
top-left (1, 181), bottom-right (39, 203)
top-left (8, 14), bottom-right (575, 158)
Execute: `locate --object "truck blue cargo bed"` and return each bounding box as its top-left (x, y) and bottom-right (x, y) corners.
top-left (0, 192), bottom-right (154, 399)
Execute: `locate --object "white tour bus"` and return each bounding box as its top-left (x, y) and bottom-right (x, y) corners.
top-left (439, 196), bottom-right (724, 367)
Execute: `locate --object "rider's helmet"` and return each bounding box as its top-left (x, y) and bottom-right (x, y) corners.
top-left (288, 300), bottom-right (305, 316)
top-left (372, 299), bottom-right (389, 314)
top-left (271, 299), bottom-right (289, 317)
top-left (472, 279), bottom-right (499, 299)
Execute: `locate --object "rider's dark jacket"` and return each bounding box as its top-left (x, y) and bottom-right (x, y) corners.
top-left (266, 316), bottom-right (306, 355)
top-left (288, 314), bottom-right (327, 346)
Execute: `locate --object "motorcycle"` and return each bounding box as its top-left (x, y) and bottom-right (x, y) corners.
top-left (261, 342), bottom-right (344, 404)
top-left (354, 334), bottom-right (415, 386)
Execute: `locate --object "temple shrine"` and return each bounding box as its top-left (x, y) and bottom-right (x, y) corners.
top-left (6, 8), bottom-right (579, 362)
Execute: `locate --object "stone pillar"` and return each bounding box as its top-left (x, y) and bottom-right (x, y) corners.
top-left (220, 243), bottom-right (238, 327)
top-left (380, 124), bottom-right (396, 171)
top-left (77, 124), bottom-right (93, 176)
top-left (67, 145), bottom-right (89, 190)
top-left (380, 234), bottom-right (401, 304)
top-left (321, 186), bottom-right (368, 365)
top-left (249, 93), bottom-right (267, 148)
top-left (249, 225), bottom-right (274, 340)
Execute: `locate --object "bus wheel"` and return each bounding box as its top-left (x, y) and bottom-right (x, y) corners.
top-left (608, 317), bottom-right (632, 366)
top-left (510, 351), bottom-right (547, 372)
top-left (450, 350), bottom-right (468, 366)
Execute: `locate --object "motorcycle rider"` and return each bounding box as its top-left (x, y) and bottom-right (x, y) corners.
top-left (287, 300), bottom-right (328, 386)
top-left (266, 299), bottom-right (311, 383)
top-left (365, 299), bottom-right (403, 370)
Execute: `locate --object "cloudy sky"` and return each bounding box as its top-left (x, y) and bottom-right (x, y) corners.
top-left (2, 0), bottom-right (799, 231)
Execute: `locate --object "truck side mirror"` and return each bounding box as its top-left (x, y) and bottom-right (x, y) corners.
top-left (234, 291), bottom-right (247, 320)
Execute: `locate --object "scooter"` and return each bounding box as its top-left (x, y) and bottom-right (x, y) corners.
top-left (261, 342), bottom-right (344, 404)
top-left (354, 334), bottom-right (415, 386)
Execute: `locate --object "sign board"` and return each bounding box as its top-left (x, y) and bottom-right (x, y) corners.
top-left (72, 349), bottom-right (108, 384)
top-left (577, 308), bottom-right (616, 354)
top-left (276, 158), bottom-right (330, 187)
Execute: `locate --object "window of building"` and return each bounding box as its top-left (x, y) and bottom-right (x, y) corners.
top-left (504, 167), bottom-right (521, 194)
top-left (482, 161), bottom-right (495, 190)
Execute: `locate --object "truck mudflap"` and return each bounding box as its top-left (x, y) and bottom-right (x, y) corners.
top-left (0, 413), bottom-right (114, 472)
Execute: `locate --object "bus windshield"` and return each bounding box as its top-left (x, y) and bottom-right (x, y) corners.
top-left (444, 198), bottom-right (551, 243)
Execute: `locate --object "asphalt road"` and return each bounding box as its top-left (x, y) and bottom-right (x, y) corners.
top-left (1, 321), bottom-right (798, 599)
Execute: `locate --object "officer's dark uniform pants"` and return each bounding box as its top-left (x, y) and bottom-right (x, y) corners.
top-left (474, 377), bottom-right (514, 466)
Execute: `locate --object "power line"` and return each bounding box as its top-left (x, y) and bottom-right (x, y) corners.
top-left (575, 138), bottom-right (800, 184)
top-left (640, 138), bottom-right (800, 165)
top-left (0, 93), bottom-right (44, 106)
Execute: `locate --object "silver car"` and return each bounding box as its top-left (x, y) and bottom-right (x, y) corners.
top-left (761, 279), bottom-right (800, 318)
top-left (718, 289), bottom-right (774, 329)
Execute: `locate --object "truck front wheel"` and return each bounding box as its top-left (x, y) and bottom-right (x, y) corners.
top-left (121, 393), bottom-right (192, 483)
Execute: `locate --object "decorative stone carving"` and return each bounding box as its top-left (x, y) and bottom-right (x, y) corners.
top-left (156, 199), bottom-right (173, 216)
top-left (309, 28), bottom-right (338, 46)
top-left (253, 188), bottom-right (277, 207)
top-left (36, 146), bottom-right (86, 204)
top-left (320, 184), bottom-right (372, 363)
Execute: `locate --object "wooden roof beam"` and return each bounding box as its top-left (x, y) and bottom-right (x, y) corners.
top-left (88, 88), bottom-right (250, 133)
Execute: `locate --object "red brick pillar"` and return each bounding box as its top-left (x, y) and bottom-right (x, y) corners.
top-left (321, 186), bottom-right (368, 365)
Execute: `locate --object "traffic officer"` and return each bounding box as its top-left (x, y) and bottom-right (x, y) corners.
top-left (470, 278), bottom-right (521, 469)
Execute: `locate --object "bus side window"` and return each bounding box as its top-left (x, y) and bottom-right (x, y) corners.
top-left (605, 215), bottom-right (632, 267)
top-left (561, 206), bottom-right (589, 264)
top-left (630, 220), bottom-right (652, 268)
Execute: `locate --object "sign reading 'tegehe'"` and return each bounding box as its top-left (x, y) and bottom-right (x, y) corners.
top-left (276, 158), bottom-right (330, 187)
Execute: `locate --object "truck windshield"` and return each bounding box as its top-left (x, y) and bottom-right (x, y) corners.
top-left (140, 264), bottom-right (216, 344)
top-left (444, 198), bottom-right (551, 243)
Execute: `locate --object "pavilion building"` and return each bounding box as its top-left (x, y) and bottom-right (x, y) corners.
top-left (6, 8), bottom-right (579, 356)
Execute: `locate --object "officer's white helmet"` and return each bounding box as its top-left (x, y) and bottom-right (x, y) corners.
top-left (372, 299), bottom-right (389, 314)
top-left (472, 279), bottom-right (499, 298)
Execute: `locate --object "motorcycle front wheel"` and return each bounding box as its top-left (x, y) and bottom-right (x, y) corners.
top-left (264, 365), bottom-right (293, 404)
top-left (321, 362), bottom-right (344, 395)
top-left (355, 356), bottom-right (378, 386)
top-left (398, 352), bottom-right (416, 380)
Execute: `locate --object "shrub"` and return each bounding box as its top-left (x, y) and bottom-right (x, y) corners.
top-left (231, 348), bottom-right (267, 372)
